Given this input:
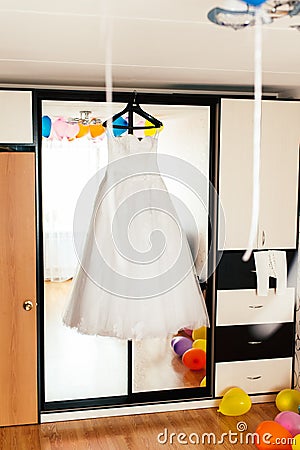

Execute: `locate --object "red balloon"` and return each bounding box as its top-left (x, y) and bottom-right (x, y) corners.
top-left (182, 348), bottom-right (206, 370)
top-left (255, 421), bottom-right (293, 449)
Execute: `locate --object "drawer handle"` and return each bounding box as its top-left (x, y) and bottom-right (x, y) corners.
top-left (246, 375), bottom-right (262, 380)
top-left (248, 341), bottom-right (262, 345)
top-left (262, 230), bottom-right (266, 247)
top-left (249, 305), bottom-right (263, 309)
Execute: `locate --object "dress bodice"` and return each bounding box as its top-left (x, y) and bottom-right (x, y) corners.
top-left (107, 134), bottom-right (158, 163)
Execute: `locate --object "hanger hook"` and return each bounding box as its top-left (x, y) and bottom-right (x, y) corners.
top-left (133, 90), bottom-right (137, 104)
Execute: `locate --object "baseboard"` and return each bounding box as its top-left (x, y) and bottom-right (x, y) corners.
top-left (41, 394), bottom-right (276, 423)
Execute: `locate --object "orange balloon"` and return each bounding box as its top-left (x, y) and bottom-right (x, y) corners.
top-left (255, 421), bottom-right (293, 449)
top-left (76, 123), bottom-right (89, 138)
top-left (182, 348), bottom-right (206, 371)
top-left (89, 123), bottom-right (105, 138)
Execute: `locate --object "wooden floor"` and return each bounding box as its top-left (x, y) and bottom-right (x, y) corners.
top-left (0, 403), bottom-right (279, 449)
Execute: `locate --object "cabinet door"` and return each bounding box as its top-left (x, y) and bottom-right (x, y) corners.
top-left (0, 153), bottom-right (38, 426)
top-left (218, 99), bottom-right (256, 250)
top-left (218, 98), bottom-right (300, 250)
top-left (258, 101), bottom-right (300, 249)
top-left (0, 91), bottom-right (33, 143)
top-left (215, 358), bottom-right (293, 396)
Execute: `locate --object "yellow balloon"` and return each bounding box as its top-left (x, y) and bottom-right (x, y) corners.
top-left (218, 387), bottom-right (252, 416)
top-left (144, 119), bottom-right (163, 136)
top-left (276, 389), bottom-right (300, 413)
top-left (200, 376), bottom-right (206, 388)
top-left (292, 433), bottom-right (300, 450)
top-left (192, 327), bottom-right (207, 341)
top-left (192, 339), bottom-right (207, 352)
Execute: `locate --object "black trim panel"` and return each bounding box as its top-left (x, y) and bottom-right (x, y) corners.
top-left (215, 322), bottom-right (295, 362)
top-left (217, 250), bottom-right (297, 290)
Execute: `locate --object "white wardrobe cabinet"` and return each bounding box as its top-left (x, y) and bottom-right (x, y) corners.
top-left (0, 90), bottom-right (33, 143)
top-left (218, 98), bottom-right (300, 251)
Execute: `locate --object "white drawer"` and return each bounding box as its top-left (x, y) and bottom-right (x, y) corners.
top-left (215, 357), bottom-right (293, 397)
top-left (216, 288), bottom-right (295, 326)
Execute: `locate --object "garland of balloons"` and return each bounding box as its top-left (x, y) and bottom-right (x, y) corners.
top-left (42, 115), bottom-right (163, 141)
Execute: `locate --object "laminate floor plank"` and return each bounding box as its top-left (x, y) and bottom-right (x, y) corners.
top-left (0, 403), bottom-right (280, 449)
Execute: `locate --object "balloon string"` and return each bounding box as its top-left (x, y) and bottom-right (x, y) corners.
top-left (102, 1), bottom-right (113, 129)
top-left (242, 6), bottom-right (263, 262)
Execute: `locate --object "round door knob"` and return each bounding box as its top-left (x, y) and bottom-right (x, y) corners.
top-left (23, 300), bottom-right (33, 311)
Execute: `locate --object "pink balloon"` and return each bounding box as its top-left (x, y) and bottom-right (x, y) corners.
top-left (183, 328), bottom-right (193, 336)
top-left (172, 336), bottom-right (193, 357)
top-left (275, 411), bottom-right (300, 437)
top-left (65, 122), bottom-right (80, 140)
top-left (53, 117), bottom-right (69, 140)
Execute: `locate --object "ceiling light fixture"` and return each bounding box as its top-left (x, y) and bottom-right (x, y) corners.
top-left (207, 0), bottom-right (300, 29)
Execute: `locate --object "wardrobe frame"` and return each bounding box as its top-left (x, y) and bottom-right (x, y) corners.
top-left (34, 89), bottom-right (220, 417)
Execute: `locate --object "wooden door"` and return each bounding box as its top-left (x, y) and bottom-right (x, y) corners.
top-left (0, 152), bottom-right (38, 426)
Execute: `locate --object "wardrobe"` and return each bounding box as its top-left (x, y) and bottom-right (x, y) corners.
top-left (215, 98), bottom-right (300, 397)
top-left (0, 90), bottom-right (299, 426)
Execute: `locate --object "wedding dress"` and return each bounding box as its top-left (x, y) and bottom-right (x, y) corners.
top-left (63, 134), bottom-right (209, 339)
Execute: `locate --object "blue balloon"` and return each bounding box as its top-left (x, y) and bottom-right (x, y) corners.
top-left (240, 0), bottom-right (267, 5)
top-left (42, 115), bottom-right (52, 138)
top-left (112, 116), bottom-right (128, 137)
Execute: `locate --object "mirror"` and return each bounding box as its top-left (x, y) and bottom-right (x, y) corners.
top-left (41, 99), bottom-right (211, 403)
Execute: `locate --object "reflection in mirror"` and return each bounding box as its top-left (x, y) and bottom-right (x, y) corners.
top-left (42, 100), bottom-right (210, 402)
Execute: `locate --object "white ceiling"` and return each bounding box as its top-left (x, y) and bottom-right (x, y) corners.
top-left (0, 0), bottom-right (299, 94)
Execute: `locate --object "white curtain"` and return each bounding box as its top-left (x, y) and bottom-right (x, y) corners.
top-left (42, 137), bottom-right (107, 282)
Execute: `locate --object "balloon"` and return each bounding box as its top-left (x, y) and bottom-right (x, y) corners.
top-left (218, 387), bottom-right (251, 416)
top-left (240, 0), bottom-right (267, 5)
top-left (255, 421), bottom-right (293, 449)
top-left (276, 389), bottom-right (300, 414)
top-left (112, 117), bottom-right (128, 137)
top-left (183, 328), bottom-right (193, 336)
top-left (172, 336), bottom-right (193, 357)
top-left (144, 119), bottom-right (163, 136)
top-left (134, 118), bottom-right (145, 138)
top-left (192, 326), bottom-right (207, 340)
top-left (182, 348), bottom-right (206, 370)
top-left (53, 117), bottom-right (69, 140)
top-left (65, 122), bottom-right (80, 140)
top-left (171, 336), bottom-right (191, 349)
top-left (42, 115), bottom-right (52, 138)
top-left (275, 411), bottom-right (300, 437)
top-left (192, 339), bottom-right (207, 352)
top-left (200, 376), bottom-right (206, 387)
top-left (292, 434), bottom-right (300, 450)
top-left (76, 123), bottom-right (89, 138)
top-left (89, 122), bottom-right (105, 139)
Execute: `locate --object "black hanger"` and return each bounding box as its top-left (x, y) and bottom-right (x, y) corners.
top-left (102, 91), bottom-right (163, 132)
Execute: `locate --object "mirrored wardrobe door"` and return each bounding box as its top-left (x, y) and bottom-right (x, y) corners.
top-left (42, 100), bottom-right (128, 402)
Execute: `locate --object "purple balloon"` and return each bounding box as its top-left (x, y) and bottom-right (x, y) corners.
top-left (172, 337), bottom-right (193, 357)
top-left (275, 411), bottom-right (300, 437)
top-left (171, 337), bottom-right (181, 348)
